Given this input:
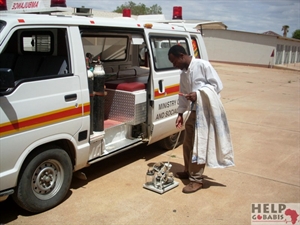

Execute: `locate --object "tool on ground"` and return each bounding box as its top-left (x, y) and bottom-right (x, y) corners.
top-left (143, 161), bottom-right (179, 194)
top-left (143, 99), bottom-right (193, 194)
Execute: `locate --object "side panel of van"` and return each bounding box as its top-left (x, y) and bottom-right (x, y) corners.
top-left (0, 26), bottom-right (85, 191)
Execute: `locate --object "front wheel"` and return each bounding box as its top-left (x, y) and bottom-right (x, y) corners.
top-left (158, 131), bottom-right (185, 150)
top-left (13, 146), bottom-right (73, 213)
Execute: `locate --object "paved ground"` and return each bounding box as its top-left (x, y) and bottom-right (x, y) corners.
top-left (0, 63), bottom-right (299, 225)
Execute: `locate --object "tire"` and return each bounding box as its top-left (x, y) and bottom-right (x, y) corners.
top-left (158, 131), bottom-right (185, 150)
top-left (12, 147), bottom-right (73, 213)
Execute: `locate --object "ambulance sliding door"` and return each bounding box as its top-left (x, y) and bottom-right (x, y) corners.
top-left (145, 30), bottom-right (191, 145)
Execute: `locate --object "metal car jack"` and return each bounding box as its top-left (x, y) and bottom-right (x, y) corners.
top-left (143, 162), bottom-right (179, 194)
top-left (143, 102), bottom-right (192, 194)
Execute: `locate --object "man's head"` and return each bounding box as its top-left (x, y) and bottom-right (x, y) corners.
top-left (86, 52), bottom-right (93, 59)
top-left (168, 45), bottom-right (191, 70)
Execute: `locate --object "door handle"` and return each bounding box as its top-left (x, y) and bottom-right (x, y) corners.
top-left (65, 94), bottom-right (77, 102)
top-left (158, 80), bottom-right (165, 93)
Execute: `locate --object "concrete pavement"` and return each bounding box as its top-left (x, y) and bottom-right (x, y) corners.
top-left (274, 62), bottom-right (300, 71)
top-left (0, 63), bottom-right (299, 225)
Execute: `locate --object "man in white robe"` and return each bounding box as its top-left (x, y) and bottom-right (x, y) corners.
top-left (168, 45), bottom-right (234, 193)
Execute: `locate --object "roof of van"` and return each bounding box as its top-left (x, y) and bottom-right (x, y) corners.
top-left (0, 13), bottom-right (187, 32)
top-left (136, 14), bottom-right (227, 30)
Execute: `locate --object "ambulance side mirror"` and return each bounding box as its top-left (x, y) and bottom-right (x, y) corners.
top-left (0, 68), bottom-right (15, 89)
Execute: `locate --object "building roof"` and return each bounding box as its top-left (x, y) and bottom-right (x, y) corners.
top-left (262, 31), bottom-right (281, 36)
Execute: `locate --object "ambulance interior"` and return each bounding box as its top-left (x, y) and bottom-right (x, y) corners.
top-left (82, 32), bottom-right (190, 155)
top-left (80, 30), bottom-right (153, 154)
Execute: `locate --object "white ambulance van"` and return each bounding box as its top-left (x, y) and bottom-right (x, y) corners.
top-left (0, 1), bottom-right (209, 212)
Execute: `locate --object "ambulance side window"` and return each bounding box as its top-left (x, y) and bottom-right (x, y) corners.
top-left (150, 37), bottom-right (189, 70)
top-left (81, 35), bottom-right (128, 62)
top-left (0, 28), bottom-right (71, 87)
top-left (21, 31), bottom-right (53, 54)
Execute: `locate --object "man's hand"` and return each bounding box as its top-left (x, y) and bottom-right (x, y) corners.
top-left (176, 114), bottom-right (184, 129)
top-left (185, 92), bottom-right (197, 102)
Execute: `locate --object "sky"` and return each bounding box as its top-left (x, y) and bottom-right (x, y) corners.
top-left (67, 0), bottom-right (300, 38)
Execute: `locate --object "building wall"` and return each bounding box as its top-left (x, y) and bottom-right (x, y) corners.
top-left (203, 29), bottom-right (300, 67)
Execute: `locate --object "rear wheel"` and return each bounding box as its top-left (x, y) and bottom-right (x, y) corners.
top-left (13, 147), bottom-right (72, 213)
top-left (158, 131), bottom-right (185, 150)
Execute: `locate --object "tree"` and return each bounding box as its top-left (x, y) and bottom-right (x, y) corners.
top-left (148, 4), bottom-right (162, 14)
top-left (292, 29), bottom-right (300, 39)
top-left (281, 25), bottom-right (289, 37)
top-left (113, 1), bottom-right (162, 15)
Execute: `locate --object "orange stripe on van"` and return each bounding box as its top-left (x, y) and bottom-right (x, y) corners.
top-left (154, 84), bottom-right (179, 99)
top-left (0, 103), bottom-right (90, 137)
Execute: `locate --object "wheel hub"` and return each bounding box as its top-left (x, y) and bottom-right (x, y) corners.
top-left (33, 163), bottom-right (57, 195)
top-left (38, 167), bottom-right (55, 190)
top-left (31, 160), bottom-right (63, 200)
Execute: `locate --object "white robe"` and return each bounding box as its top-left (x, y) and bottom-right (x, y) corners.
top-left (192, 85), bottom-right (235, 168)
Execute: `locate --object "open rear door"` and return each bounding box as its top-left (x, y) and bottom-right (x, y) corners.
top-left (145, 30), bottom-right (191, 145)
